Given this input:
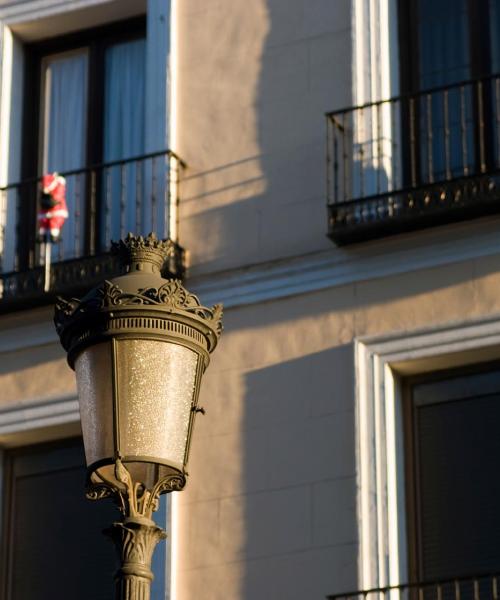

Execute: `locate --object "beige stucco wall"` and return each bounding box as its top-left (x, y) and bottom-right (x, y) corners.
top-left (0, 308), bottom-right (69, 404)
top-left (175, 250), bottom-right (500, 599)
top-left (177, 0), bottom-right (351, 276)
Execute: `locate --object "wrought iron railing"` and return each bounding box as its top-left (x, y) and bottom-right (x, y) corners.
top-left (327, 574), bottom-right (500, 600)
top-left (0, 149), bottom-right (185, 310)
top-left (327, 74), bottom-right (500, 244)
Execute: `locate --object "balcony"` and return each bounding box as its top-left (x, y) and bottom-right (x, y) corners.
top-left (327, 75), bottom-right (500, 245)
top-left (0, 150), bottom-right (185, 313)
top-left (328, 574), bottom-right (500, 600)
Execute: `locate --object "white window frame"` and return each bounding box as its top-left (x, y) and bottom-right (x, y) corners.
top-left (351, 0), bottom-right (400, 198)
top-left (355, 313), bottom-right (500, 591)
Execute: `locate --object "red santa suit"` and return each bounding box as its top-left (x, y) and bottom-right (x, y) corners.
top-left (38, 173), bottom-right (69, 242)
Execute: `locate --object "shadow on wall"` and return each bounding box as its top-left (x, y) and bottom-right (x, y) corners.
top-left (239, 344), bottom-right (359, 599)
top-left (251, 0), bottom-right (353, 265)
top-left (181, 0), bottom-right (352, 274)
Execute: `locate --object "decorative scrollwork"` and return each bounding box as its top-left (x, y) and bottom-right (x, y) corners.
top-left (54, 233), bottom-right (222, 361)
top-left (87, 460), bottom-right (187, 520)
top-left (54, 297), bottom-right (80, 331)
top-left (86, 484), bottom-right (115, 501)
top-left (55, 279), bottom-right (223, 339)
top-left (330, 173), bottom-right (500, 244)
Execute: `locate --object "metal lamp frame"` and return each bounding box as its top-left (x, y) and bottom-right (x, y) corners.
top-left (54, 233), bottom-right (222, 600)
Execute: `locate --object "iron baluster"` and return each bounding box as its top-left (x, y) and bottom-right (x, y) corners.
top-left (359, 108), bottom-right (365, 198)
top-left (474, 579), bottom-right (480, 600)
top-left (171, 154), bottom-right (181, 241)
top-left (426, 92), bottom-right (434, 183)
top-left (443, 89), bottom-right (451, 179)
top-left (327, 115), bottom-right (333, 204)
top-left (418, 584), bottom-right (424, 600)
top-left (477, 80), bottom-right (487, 173)
top-left (89, 169), bottom-right (97, 255)
top-left (120, 163), bottom-right (126, 240)
top-left (377, 101), bottom-right (382, 195)
top-left (391, 98), bottom-right (398, 192)
top-left (460, 85), bottom-right (469, 176)
top-left (0, 190), bottom-right (4, 272)
top-left (14, 185), bottom-right (21, 272)
top-left (496, 78), bottom-right (500, 167)
top-left (0, 188), bottom-right (6, 272)
top-left (409, 96), bottom-right (417, 187)
top-left (136, 157), bottom-right (142, 235)
top-left (343, 113), bottom-right (349, 203)
top-left (58, 182), bottom-right (65, 263)
top-left (74, 175), bottom-right (81, 258)
top-left (152, 156), bottom-right (158, 235)
top-left (163, 156), bottom-right (172, 237)
top-left (105, 166), bottom-right (112, 248)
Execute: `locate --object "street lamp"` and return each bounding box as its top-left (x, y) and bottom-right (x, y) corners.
top-left (54, 233), bottom-right (222, 600)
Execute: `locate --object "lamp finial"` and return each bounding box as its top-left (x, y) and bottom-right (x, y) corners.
top-left (111, 232), bottom-right (176, 273)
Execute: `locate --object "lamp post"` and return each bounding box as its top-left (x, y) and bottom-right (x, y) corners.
top-left (54, 233), bottom-right (222, 600)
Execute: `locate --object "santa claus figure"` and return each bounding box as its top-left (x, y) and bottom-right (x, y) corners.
top-left (38, 173), bottom-right (69, 243)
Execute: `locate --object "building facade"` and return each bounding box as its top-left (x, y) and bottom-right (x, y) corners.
top-left (0, 0), bottom-right (500, 598)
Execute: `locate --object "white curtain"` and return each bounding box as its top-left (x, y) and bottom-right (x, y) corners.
top-left (43, 50), bottom-right (88, 261)
top-left (44, 52), bottom-right (88, 172)
top-left (103, 38), bottom-right (148, 245)
top-left (104, 39), bottom-right (145, 162)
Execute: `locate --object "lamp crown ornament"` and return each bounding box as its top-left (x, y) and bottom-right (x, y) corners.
top-left (111, 232), bottom-right (176, 274)
top-left (55, 233), bottom-right (223, 366)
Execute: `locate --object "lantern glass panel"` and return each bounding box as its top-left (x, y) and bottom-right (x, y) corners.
top-left (74, 341), bottom-right (114, 467)
top-left (116, 338), bottom-right (199, 469)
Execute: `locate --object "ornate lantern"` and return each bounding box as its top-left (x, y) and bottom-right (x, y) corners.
top-left (54, 233), bottom-right (222, 600)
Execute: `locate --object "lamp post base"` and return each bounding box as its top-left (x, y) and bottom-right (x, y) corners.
top-left (105, 516), bottom-right (167, 600)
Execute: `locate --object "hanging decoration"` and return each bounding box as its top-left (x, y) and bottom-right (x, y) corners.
top-left (37, 172), bottom-right (69, 292)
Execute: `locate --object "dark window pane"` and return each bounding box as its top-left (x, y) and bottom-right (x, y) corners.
top-left (417, 0), bottom-right (470, 89)
top-left (3, 439), bottom-right (117, 600)
top-left (410, 368), bottom-right (500, 582)
top-left (490, 0), bottom-right (500, 73)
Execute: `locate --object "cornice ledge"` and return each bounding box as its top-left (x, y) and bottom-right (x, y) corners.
top-left (191, 218), bottom-right (500, 308)
top-left (0, 0), bottom-right (105, 23)
top-left (0, 393), bottom-right (79, 435)
top-left (2, 219), bottom-right (500, 352)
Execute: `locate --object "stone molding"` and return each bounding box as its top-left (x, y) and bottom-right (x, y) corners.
top-left (355, 313), bottom-right (500, 592)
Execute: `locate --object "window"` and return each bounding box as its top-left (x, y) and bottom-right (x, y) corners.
top-left (398, 0), bottom-right (500, 186)
top-left (400, 0), bottom-right (500, 92)
top-left (20, 17), bottom-right (147, 267)
top-left (404, 364), bottom-right (500, 582)
top-left (1, 438), bottom-right (117, 600)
